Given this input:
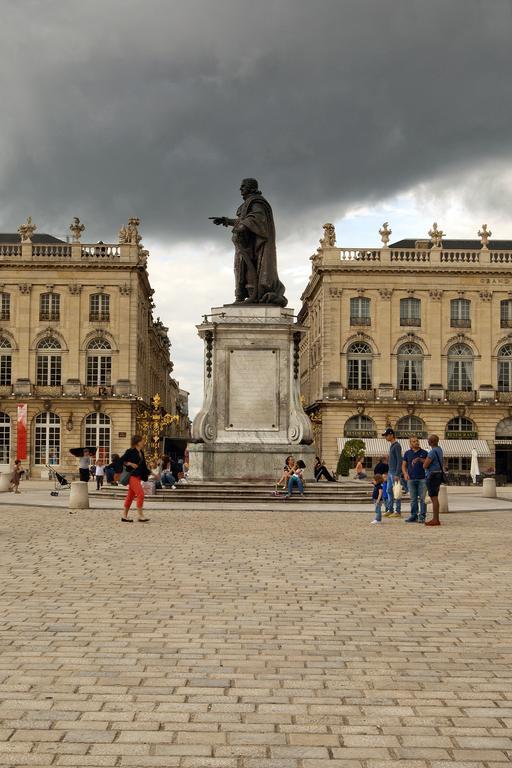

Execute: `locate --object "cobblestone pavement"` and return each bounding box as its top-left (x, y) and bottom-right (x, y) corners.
top-left (1, 506), bottom-right (512, 767)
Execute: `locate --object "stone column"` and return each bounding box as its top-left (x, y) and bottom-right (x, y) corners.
top-left (16, 284), bottom-right (32, 381)
top-left (67, 284), bottom-right (82, 380)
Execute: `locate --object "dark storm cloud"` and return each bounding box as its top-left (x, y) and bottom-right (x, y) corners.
top-left (1, 0), bottom-right (511, 241)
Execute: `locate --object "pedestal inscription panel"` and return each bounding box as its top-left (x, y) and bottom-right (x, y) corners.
top-left (228, 349), bottom-right (278, 430)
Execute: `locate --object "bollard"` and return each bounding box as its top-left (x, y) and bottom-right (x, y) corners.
top-left (0, 473), bottom-right (11, 493)
top-left (439, 484), bottom-right (449, 514)
top-left (69, 481), bottom-right (89, 509)
top-left (482, 477), bottom-right (497, 499)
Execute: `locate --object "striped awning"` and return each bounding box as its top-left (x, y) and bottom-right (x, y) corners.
top-left (337, 437), bottom-right (491, 458)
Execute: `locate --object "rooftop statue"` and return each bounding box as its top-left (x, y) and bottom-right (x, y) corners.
top-left (210, 178), bottom-right (287, 306)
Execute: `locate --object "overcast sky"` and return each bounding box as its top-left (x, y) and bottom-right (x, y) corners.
top-left (2, 0), bottom-right (512, 414)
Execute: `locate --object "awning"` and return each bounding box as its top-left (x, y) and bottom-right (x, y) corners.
top-left (337, 437), bottom-right (491, 458)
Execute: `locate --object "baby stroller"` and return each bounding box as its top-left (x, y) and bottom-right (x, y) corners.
top-left (46, 465), bottom-right (71, 497)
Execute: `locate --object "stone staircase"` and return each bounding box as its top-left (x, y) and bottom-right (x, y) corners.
top-left (90, 480), bottom-right (372, 506)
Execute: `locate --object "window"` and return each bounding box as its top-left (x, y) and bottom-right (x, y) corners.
top-left (446, 416), bottom-right (477, 438)
top-left (447, 343), bottom-right (473, 391)
top-left (39, 292), bottom-right (60, 321)
top-left (34, 412), bottom-right (61, 465)
top-left (450, 298), bottom-right (471, 328)
top-left (36, 337), bottom-right (62, 386)
top-left (344, 414), bottom-right (377, 437)
top-left (395, 415), bottom-right (427, 438)
top-left (0, 412), bottom-right (10, 464)
top-left (400, 297), bottom-right (421, 326)
top-left (498, 344), bottom-right (512, 392)
top-left (350, 297), bottom-right (370, 326)
top-left (0, 337), bottom-right (12, 386)
top-left (0, 292), bottom-right (10, 321)
top-left (501, 300), bottom-right (512, 329)
top-left (446, 457), bottom-right (471, 472)
top-left (84, 413), bottom-right (111, 463)
top-left (89, 293), bottom-right (110, 322)
top-left (86, 338), bottom-right (112, 386)
top-left (397, 342), bottom-right (423, 390)
top-left (347, 342), bottom-right (372, 389)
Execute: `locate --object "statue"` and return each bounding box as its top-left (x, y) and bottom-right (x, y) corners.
top-left (428, 222), bottom-right (444, 247)
top-left (118, 217), bottom-right (142, 246)
top-left (379, 221), bottom-right (392, 246)
top-left (210, 178), bottom-right (287, 306)
top-left (69, 216), bottom-right (85, 242)
top-left (18, 216), bottom-right (36, 243)
top-left (320, 222), bottom-right (336, 247)
top-left (478, 224), bottom-right (492, 247)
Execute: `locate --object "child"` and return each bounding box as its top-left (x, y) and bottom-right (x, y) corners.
top-left (95, 460), bottom-right (105, 490)
top-left (371, 473), bottom-right (384, 524)
top-left (287, 460), bottom-right (305, 497)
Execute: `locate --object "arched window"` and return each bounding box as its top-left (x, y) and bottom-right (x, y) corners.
top-left (350, 297), bottom-right (371, 326)
top-left (0, 292), bottom-right (10, 321)
top-left (347, 342), bottom-right (372, 389)
top-left (395, 415), bottom-right (427, 438)
top-left (446, 416), bottom-right (477, 438)
top-left (450, 298), bottom-right (471, 328)
top-left (86, 338), bottom-right (112, 386)
top-left (36, 337), bottom-right (62, 386)
top-left (344, 414), bottom-right (377, 437)
top-left (500, 299), bottom-right (512, 328)
top-left (34, 412), bottom-right (60, 465)
top-left (89, 293), bottom-right (110, 322)
top-left (0, 337), bottom-right (12, 386)
top-left (447, 343), bottom-right (473, 391)
top-left (397, 342), bottom-right (423, 390)
top-left (498, 344), bottom-right (512, 392)
top-left (496, 417), bottom-right (512, 439)
top-left (400, 297), bottom-right (421, 326)
top-left (84, 413), bottom-right (111, 462)
top-left (0, 412), bottom-right (10, 464)
top-left (39, 292), bottom-right (60, 321)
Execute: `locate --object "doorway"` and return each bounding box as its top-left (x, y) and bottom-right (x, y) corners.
top-left (496, 446), bottom-right (512, 482)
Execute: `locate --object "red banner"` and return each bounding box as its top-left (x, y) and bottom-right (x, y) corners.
top-left (17, 404), bottom-right (27, 460)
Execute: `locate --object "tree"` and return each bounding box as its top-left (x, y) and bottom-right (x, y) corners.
top-left (336, 439), bottom-right (366, 477)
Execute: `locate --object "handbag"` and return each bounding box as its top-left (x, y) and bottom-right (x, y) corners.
top-left (393, 479), bottom-right (402, 499)
top-left (119, 467), bottom-right (132, 486)
top-left (433, 447), bottom-right (449, 485)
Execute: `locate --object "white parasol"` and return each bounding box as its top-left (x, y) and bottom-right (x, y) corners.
top-left (470, 448), bottom-right (480, 484)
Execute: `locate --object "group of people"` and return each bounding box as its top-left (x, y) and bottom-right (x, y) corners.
top-left (74, 437), bottom-right (188, 521)
top-left (277, 455), bottom-right (335, 497)
top-left (371, 428), bottom-right (444, 527)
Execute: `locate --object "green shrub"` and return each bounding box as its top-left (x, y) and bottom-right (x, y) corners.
top-left (336, 438), bottom-right (366, 477)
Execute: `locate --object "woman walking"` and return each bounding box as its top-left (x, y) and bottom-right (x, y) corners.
top-left (120, 435), bottom-right (150, 523)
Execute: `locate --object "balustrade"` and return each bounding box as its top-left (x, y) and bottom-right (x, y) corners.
top-left (441, 250), bottom-right (479, 263)
top-left (390, 249), bottom-right (430, 262)
top-left (33, 244), bottom-right (71, 258)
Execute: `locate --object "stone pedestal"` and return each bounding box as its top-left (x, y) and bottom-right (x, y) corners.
top-left (482, 477), bottom-right (497, 499)
top-left (0, 473), bottom-right (11, 493)
top-left (438, 484), bottom-right (449, 514)
top-left (69, 481), bottom-right (89, 509)
top-left (189, 305), bottom-right (315, 481)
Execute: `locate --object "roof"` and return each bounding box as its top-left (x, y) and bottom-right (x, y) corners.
top-left (337, 437), bottom-right (491, 458)
top-left (390, 238), bottom-right (512, 250)
top-left (0, 233), bottom-right (65, 244)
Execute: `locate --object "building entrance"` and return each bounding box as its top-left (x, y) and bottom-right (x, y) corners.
top-left (495, 418), bottom-right (512, 482)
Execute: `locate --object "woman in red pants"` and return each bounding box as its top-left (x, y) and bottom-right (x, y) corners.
top-left (120, 435), bottom-right (150, 522)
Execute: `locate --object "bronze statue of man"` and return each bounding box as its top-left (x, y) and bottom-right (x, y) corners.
top-left (211, 178), bottom-right (287, 307)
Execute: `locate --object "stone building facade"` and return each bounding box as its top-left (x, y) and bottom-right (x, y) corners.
top-left (0, 217), bottom-right (189, 476)
top-left (299, 223), bottom-right (512, 480)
